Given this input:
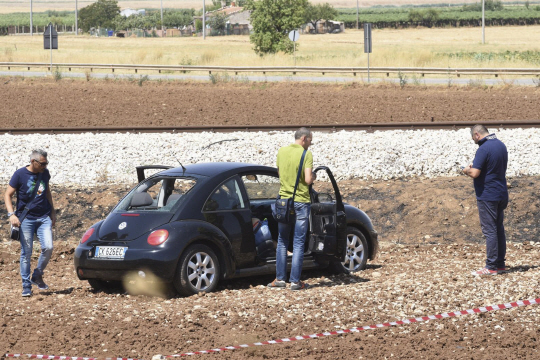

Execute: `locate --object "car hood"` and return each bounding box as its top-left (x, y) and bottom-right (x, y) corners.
top-left (98, 212), bottom-right (173, 241)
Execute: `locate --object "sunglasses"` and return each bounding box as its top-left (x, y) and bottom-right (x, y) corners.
top-left (33, 159), bottom-right (49, 166)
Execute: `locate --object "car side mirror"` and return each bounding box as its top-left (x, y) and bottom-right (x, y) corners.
top-left (130, 192), bottom-right (153, 207)
top-left (246, 174), bottom-right (258, 181)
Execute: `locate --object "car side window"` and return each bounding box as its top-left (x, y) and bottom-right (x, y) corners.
top-left (241, 174), bottom-right (280, 200)
top-left (203, 178), bottom-right (246, 212)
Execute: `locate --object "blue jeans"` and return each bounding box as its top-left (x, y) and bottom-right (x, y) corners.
top-left (276, 202), bottom-right (310, 284)
top-left (19, 216), bottom-right (54, 289)
top-left (477, 199), bottom-right (508, 270)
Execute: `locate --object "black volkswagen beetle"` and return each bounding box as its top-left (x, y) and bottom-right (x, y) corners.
top-left (74, 163), bottom-right (378, 296)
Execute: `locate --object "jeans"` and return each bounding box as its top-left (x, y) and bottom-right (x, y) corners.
top-left (276, 202), bottom-right (310, 284)
top-left (19, 216), bottom-right (54, 289)
top-left (477, 199), bottom-right (508, 270)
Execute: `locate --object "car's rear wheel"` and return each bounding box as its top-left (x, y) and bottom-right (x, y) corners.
top-left (174, 244), bottom-right (221, 296)
top-left (340, 227), bottom-right (368, 273)
top-left (87, 279), bottom-right (124, 292)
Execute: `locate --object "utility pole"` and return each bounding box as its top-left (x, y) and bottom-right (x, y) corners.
top-left (203, 0), bottom-right (206, 39)
top-left (356, 0), bottom-right (359, 30)
top-left (161, 0), bottom-right (164, 31)
top-left (75, 0), bottom-right (78, 35)
top-left (482, 0), bottom-right (485, 44)
top-left (30, 0), bottom-right (33, 36)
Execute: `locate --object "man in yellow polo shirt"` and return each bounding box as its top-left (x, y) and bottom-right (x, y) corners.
top-left (268, 127), bottom-right (316, 291)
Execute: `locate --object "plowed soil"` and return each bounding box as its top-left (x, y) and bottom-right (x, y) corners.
top-left (1, 78), bottom-right (540, 128)
top-left (1, 78), bottom-right (540, 360)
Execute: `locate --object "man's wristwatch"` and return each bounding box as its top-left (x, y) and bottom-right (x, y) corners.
top-left (7, 212), bottom-right (15, 218)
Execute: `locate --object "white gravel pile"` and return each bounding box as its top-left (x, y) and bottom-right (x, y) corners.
top-left (1, 128), bottom-right (539, 185)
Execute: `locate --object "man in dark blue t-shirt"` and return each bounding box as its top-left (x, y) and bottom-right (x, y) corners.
top-left (463, 125), bottom-right (508, 276)
top-left (4, 149), bottom-right (57, 297)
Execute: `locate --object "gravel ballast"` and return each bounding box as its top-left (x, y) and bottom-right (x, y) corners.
top-left (2, 128), bottom-right (539, 185)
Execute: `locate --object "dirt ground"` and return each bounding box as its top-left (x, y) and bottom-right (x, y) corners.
top-left (1, 78), bottom-right (540, 359)
top-left (1, 78), bottom-right (540, 128)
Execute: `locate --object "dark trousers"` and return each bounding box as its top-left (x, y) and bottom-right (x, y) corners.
top-left (477, 199), bottom-right (508, 270)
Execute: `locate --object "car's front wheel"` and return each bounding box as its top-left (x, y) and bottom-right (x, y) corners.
top-left (341, 227), bottom-right (368, 273)
top-left (174, 244), bottom-right (221, 296)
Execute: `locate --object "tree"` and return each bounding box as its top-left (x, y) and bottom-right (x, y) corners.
top-left (245, 0), bottom-right (308, 55)
top-left (304, 2), bottom-right (338, 33)
top-left (79, 0), bottom-right (120, 32)
top-left (195, 19), bottom-right (203, 32)
top-left (208, 12), bottom-right (228, 35)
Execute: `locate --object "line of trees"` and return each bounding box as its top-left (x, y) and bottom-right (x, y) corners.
top-left (78, 0), bottom-right (195, 32)
top-left (337, 5), bottom-right (540, 29)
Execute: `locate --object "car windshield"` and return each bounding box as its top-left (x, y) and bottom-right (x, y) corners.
top-left (113, 176), bottom-right (198, 213)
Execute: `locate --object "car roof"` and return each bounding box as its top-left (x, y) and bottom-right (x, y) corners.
top-left (160, 162), bottom-right (276, 177)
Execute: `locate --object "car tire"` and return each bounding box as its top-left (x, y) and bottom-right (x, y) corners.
top-left (333, 227), bottom-right (368, 274)
top-left (87, 279), bottom-right (124, 292)
top-left (174, 244), bottom-right (221, 296)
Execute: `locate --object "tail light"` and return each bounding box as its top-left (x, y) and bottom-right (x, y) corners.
top-left (147, 229), bottom-right (169, 246)
top-left (81, 228), bottom-right (95, 244)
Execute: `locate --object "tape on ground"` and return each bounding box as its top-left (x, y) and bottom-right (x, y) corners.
top-left (5, 298), bottom-right (539, 358)
top-left (165, 297), bottom-right (540, 356)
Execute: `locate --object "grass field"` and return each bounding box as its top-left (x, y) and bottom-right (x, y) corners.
top-left (1, 26), bottom-right (540, 70)
top-left (1, 0), bottom-right (483, 14)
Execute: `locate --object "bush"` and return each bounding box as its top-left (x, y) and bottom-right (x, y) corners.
top-left (53, 67), bottom-right (62, 81)
top-left (408, 8), bottom-right (440, 25)
top-left (462, 0), bottom-right (503, 11)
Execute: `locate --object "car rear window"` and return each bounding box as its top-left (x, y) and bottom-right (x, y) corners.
top-left (113, 177), bottom-right (197, 213)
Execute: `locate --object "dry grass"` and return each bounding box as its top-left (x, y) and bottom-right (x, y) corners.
top-left (1, 26), bottom-right (539, 70)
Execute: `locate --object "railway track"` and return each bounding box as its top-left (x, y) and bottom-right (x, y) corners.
top-left (2, 120), bottom-right (540, 134)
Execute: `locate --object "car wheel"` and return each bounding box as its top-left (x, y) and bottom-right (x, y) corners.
top-left (341, 227), bottom-right (368, 273)
top-left (174, 244), bottom-right (220, 296)
top-left (87, 279), bottom-right (124, 292)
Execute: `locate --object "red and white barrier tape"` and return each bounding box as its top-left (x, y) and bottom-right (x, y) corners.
top-left (165, 297), bottom-right (540, 356)
top-left (5, 298), bottom-right (539, 359)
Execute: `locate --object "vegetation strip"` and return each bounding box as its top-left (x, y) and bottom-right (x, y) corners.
top-left (164, 298), bottom-right (540, 356)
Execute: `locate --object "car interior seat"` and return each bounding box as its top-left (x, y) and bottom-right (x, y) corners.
top-left (166, 193), bottom-right (181, 206)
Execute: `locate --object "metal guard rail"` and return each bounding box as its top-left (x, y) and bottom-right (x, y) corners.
top-left (1, 62), bottom-right (539, 77)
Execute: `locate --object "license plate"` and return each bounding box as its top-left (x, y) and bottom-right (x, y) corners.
top-left (95, 246), bottom-right (127, 259)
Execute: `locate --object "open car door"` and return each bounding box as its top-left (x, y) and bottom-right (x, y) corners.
top-left (308, 166), bottom-right (347, 261)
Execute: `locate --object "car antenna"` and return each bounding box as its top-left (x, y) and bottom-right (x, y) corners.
top-left (174, 156), bottom-right (186, 173)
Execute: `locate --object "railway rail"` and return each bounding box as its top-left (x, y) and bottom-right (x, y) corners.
top-left (2, 120), bottom-right (540, 135)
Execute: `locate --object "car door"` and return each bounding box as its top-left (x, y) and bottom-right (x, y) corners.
top-left (308, 166), bottom-right (347, 261)
top-left (240, 172), bottom-right (281, 258)
top-left (202, 175), bottom-right (256, 268)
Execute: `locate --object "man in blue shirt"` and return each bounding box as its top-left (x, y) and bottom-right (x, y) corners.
top-left (5, 149), bottom-right (56, 296)
top-left (463, 125), bottom-right (508, 276)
